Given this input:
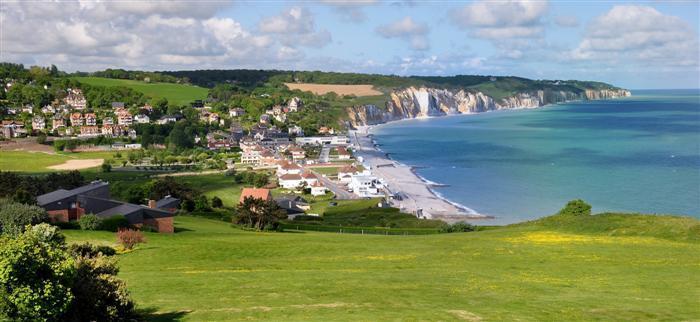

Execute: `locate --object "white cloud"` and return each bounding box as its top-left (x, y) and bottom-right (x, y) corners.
top-left (450, 0), bottom-right (548, 39)
top-left (376, 17), bottom-right (429, 51)
top-left (258, 7), bottom-right (332, 48)
top-left (0, 1), bottom-right (326, 71)
top-left (570, 5), bottom-right (699, 67)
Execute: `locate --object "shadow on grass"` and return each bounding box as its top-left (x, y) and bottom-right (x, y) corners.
top-left (174, 227), bottom-right (194, 233)
top-left (138, 307), bottom-right (191, 322)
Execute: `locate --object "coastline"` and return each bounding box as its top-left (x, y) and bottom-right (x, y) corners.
top-left (350, 123), bottom-right (493, 223)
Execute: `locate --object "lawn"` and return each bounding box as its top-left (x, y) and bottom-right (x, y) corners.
top-left (62, 214), bottom-right (700, 321)
top-left (0, 150), bottom-right (117, 172)
top-left (72, 77), bottom-right (208, 106)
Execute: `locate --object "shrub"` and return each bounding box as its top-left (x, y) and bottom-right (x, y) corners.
top-left (0, 224), bottom-right (75, 321)
top-left (558, 199), bottom-right (592, 216)
top-left (439, 221), bottom-right (476, 233)
top-left (101, 162), bottom-right (112, 172)
top-left (181, 199), bottom-right (195, 212)
top-left (0, 199), bottom-right (48, 235)
top-left (99, 215), bottom-right (130, 232)
top-left (194, 195), bottom-right (210, 211)
top-left (78, 214), bottom-right (102, 231)
top-left (116, 229), bottom-right (146, 250)
top-left (36, 133), bottom-right (47, 144)
top-left (293, 215), bottom-right (324, 222)
top-left (211, 196), bottom-right (223, 208)
top-left (69, 243), bottom-right (117, 258)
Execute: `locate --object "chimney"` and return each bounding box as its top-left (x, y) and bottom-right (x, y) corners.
top-left (148, 200), bottom-right (157, 209)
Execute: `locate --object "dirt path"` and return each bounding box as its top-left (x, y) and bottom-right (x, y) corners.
top-left (47, 159), bottom-right (104, 170)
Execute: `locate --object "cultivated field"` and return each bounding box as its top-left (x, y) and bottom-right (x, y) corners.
top-left (73, 77), bottom-right (208, 105)
top-left (285, 83), bottom-right (383, 96)
top-left (63, 214), bottom-right (700, 321)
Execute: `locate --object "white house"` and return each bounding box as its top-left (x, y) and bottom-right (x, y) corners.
top-left (310, 182), bottom-right (327, 196)
top-left (301, 172), bottom-right (318, 186)
top-left (157, 115), bottom-right (177, 124)
top-left (229, 108), bottom-right (245, 117)
top-left (288, 97), bottom-right (302, 112)
top-left (348, 174), bottom-right (384, 197)
top-left (134, 114), bottom-right (150, 124)
top-left (288, 125), bottom-right (304, 137)
top-left (32, 116), bottom-right (45, 131)
top-left (276, 161), bottom-right (302, 176)
top-left (335, 147), bottom-right (351, 160)
top-left (338, 165), bottom-right (359, 183)
top-left (279, 173), bottom-right (303, 189)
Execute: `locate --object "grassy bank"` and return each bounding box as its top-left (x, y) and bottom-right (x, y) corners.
top-left (63, 214), bottom-right (700, 321)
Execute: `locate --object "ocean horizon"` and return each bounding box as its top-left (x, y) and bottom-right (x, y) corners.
top-left (371, 89), bottom-right (700, 225)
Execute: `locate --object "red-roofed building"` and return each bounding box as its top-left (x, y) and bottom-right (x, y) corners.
top-left (239, 188), bottom-right (272, 204)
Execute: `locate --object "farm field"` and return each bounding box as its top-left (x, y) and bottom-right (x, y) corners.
top-left (285, 83), bottom-right (383, 96)
top-left (62, 214), bottom-right (700, 321)
top-left (72, 77), bottom-right (208, 105)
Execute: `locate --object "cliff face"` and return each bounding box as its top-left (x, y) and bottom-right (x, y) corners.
top-left (346, 87), bottom-right (631, 127)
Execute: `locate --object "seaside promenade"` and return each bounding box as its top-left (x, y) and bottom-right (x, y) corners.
top-left (350, 126), bottom-right (488, 222)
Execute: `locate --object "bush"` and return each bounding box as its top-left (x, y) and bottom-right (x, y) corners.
top-left (99, 215), bottom-right (130, 232)
top-left (558, 199), bottom-right (592, 216)
top-left (116, 229), bottom-right (146, 250)
top-left (69, 243), bottom-right (116, 257)
top-left (194, 195), bottom-right (210, 211)
top-left (101, 162), bottom-right (112, 172)
top-left (439, 221), bottom-right (476, 233)
top-left (78, 214), bottom-right (102, 231)
top-left (36, 133), bottom-right (47, 144)
top-left (0, 224), bottom-right (74, 321)
top-left (0, 199), bottom-right (48, 235)
top-left (211, 196), bottom-right (223, 208)
top-left (293, 215), bottom-right (324, 222)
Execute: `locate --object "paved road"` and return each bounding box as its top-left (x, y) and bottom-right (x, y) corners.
top-left (310, 169), bottom-right (358, 200)
top-left (319, 146), bottom-right (331, 163)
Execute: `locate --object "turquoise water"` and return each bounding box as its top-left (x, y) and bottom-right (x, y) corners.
top-left (372, 90), bottom-right (700, 224)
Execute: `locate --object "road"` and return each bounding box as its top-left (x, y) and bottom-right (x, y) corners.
top-left (319, 146), bottom-right (331, 163)
top-left (310, 169), bottom-right (359, 200)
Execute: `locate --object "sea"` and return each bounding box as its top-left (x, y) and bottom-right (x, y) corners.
top-left (371, 89), bottom-right (700, 225)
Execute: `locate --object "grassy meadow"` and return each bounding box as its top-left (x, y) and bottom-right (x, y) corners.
top-left (72, 77), bottom-right (208, 105)
top-left (0, 150), bottom-right (116, 172)
top-left (63, 214), bottom-right (700, 321)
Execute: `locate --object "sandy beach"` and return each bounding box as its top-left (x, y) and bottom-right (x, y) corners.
top-left (350, 126), bottom-right (491, 222)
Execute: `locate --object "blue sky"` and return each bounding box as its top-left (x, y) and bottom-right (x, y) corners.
top-left (1, 1), bottom-right (698, 89)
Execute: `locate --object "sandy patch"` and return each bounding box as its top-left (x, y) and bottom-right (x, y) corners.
top-left (47, 159), bottom-right (104, 170)
top-left (447, 310), bottom-right (483, 321)
top-left (285, 83), bottom-right (382, 96)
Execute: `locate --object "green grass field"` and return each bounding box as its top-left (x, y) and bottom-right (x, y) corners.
top-left (62, 214), bottom-right (700, 321)
top-left (72, 77), bottom-right (208, 106)
top-left (0, 150), bottom-right (116, 172)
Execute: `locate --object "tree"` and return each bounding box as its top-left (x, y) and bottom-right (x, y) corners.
top-left (557, 199), bottom-right (592, 216)
top-left (194, 195), bottom-right (210, 211)
top-left (36, 133), bottom-right (47, 144)
top-left (211, 196), bottom-right (223, 208)
top-left (235, 197), bottom-right (286, 231)
top-left (78, 214), bottom-right (102, 230)
top-left (101, 162), bottom-right (112, 172)
top-left (0, 199), bottom-right (48, 236)
top-left (116, 229), bottom-right (145, 250)
top-left (0, 224), bottom-right (75, 321)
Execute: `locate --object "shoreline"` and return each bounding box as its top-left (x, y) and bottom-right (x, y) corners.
top-left (350, 124), bottom-right (493, 223)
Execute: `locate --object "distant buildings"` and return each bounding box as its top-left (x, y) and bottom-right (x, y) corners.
top-left (288, 97), bottom-right (302, 112)
top-left (134, 114), bottom-right (150, 124)
top-left (84, 113), bottom-right (97, 126)
top-left (348, 174), bottom-right (384, 197)
top-left (32, 116), bottom-right (46, 131)
top-left (64, 89), bottom-right (86, 110)
top-left (229, 108), bottom-right (245, 117)
top-left (1, 120), bottom-right (26, 138)
top-left (70, 113), bottom-right (83, 126)
top-left (296, 136), bottom-right (349, 145)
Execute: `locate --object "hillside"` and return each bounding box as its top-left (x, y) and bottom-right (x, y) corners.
top-left (62, 214), bottom-right (700, 321)
top-left (71, 76), bottom-right (208, 106)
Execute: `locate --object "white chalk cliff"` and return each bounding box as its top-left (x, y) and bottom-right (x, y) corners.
top-left (346, 87), bottom-right (631, 126)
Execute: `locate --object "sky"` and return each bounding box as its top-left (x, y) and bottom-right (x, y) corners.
top-left (1, 0), bottom-right (699, 89)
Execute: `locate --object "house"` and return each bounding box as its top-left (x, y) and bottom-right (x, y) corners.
top-left (134, 114), bottom-right (150, 124)
top-left (288, 97), bottom-right (302, 112)
top-left (22, 105), bottom-right (34, 114)
top-left (288, 146), bottom-right (306, 161)
top-left (117, 111), bottom-right (133, 125)
top-left (229, 107), bottom-right (245, 117)
top-left (1, 120), bottom-right (27, 138)
top-left (128, 129), bottom-right (137, 139)
top-left (259, 114), bottom-right (270, 124)
top-left (200, 111), bottom-right (219, 124)
top-left (42, 104), bottom-right (55, 115)
top-left (65, 89), bottom-right (87, 110)
top-left (239, 188), bottom-right (272, 204)
top-left (84, 113), bottom-right (97, 126)
top-left (288, 125), bottom-right (304, 137)
top-left (101, 125), bottom-right (115, 136)
top-left (260, 149), bottom-right (277, 166)
top-left (156, 115), bottom-right (177, 124)
top-left (79, 126), bottom-right (100, 137)
top-left (338, 165), bottom-right (359, 183)
top-left (111, 102), bottom-right (125, 110)
top-left (279, 173), bottom-right (304, 189)
top-left (36, 181), bottom-right (177, 233)
top-left (52, 115), bottom-right (66, 130)
top-left (301, 172), bottom-right (318, 186)
top-left (32, 116), bottom-right (46, 131)
top-left (348, 174), bottom-right (384, 197)
top-left (273, 113), bottom-right (286, 123)
top-left (318, 126), bottom-right (335, 135)
top-left (70, 113), bottom-right (83, 126)
top-left (310, 182), bottom-right (328, 196)
top-left (277, 161), bottom-right (302, 176)
top-left (103, 117), bottom-right (114, 126)
top-left (336, 147), bottom-right (351, 160)
top-left (140, 104), bottom-right (153, 113)
top-left (274, 196), bottom-right (309, 218)
top-left (207, 140), bottom-right (233, 151)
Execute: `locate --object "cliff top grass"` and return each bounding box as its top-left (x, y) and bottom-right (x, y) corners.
top-left (61, 212), bottom-right (699, 321)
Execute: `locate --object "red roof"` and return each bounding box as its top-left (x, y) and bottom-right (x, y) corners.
top-left (301, 172), bottom-right (316, 179)
top-left (239, 188), bottom-right (272, 204)
top-left (279, 173), bottom-right (302, 180)
top-left (281, 162), bottom-right (301, 170)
